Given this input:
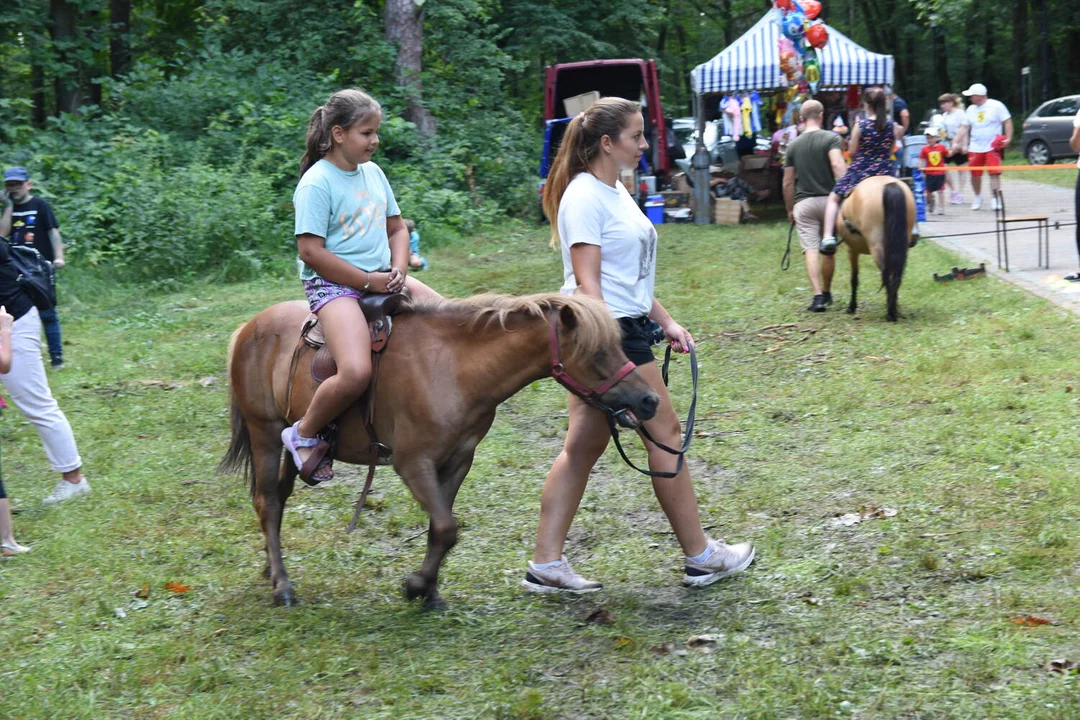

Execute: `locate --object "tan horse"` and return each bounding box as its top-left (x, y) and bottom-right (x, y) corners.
top-left (219, 294), bottom-right (659, 608)
top-left (836, 175), bottom-right (918, 321)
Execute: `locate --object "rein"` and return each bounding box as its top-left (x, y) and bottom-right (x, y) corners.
top-left (548, 317), bottom-right (697, 480)
top-left (606, 344), bottom-right (697, 479)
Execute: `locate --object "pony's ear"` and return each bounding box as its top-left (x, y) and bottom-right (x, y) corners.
top-left (559, 303), bottom-right (578, 332)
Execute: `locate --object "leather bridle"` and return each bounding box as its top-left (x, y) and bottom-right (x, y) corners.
top-left (548, 317), bottom-right (697, 479)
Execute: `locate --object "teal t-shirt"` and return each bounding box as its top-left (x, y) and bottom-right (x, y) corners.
top-left (293, 158), bottom-right (401, 280)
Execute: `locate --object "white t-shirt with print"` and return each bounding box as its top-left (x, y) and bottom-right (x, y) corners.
top-left (941, 108), bottom-right (969, 145)
top-left (1074, 109), bottom-right (1080, 167)
top-left (558, 172), bottom-right (656, 319)
top-left (965, 99), bottom-right (1011, 154)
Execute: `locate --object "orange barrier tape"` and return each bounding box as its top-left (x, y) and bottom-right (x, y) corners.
top-left (932, 164), bottom-right (1078, 171)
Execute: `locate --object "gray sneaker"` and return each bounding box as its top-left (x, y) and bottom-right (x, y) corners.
top-left (683, 538), bottom-right (756, 587)
top-left (42, 477), bottom-right (91, 505)
top-left (521, 556), bottom-right (602, 594)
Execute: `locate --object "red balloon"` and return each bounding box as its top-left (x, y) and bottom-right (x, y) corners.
top-left (806, 22), bottom-right (829, 49)
top-left (775, 0), bottom-right (794, 10)
top-left (799, 0), bottom-right (822, 19)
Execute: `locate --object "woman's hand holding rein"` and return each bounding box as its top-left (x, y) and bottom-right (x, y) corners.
top-left (662, 320), bottom-right (695, 354)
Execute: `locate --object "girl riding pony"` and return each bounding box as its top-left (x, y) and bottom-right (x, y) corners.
top-left (283, 88), bottom-right (439, 483)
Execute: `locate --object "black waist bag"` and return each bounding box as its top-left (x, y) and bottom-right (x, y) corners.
top-left (8, 245), bottom-right (56, 311)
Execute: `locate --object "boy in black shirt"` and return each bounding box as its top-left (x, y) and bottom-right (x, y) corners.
top-left (3, 167), bottom-right (65, 368)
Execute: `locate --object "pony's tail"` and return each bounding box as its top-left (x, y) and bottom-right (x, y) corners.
top-left (881, 181), bottom-right (909, 321)
top-left (217, 324), bottom-right (255, 496)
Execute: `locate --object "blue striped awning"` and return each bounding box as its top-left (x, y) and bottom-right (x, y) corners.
top-left (691, 10), bottom-right (894, 94)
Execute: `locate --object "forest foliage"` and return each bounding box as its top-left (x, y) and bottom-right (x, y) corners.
top-left (1, 0), bottom-right (1077, 282)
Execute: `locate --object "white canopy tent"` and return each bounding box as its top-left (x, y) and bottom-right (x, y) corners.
top-left (687, 10), bottom-right (895, 222)
top-left (691, 10), bottom-right (894, 95)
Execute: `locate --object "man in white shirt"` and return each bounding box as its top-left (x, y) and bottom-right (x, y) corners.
top-left (954, 83), bottom-right (1012, 211)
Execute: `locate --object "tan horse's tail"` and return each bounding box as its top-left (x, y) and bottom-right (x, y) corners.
top-left (881, 181), bottom-right (910, 321)
top-left (217, 323), bottom-right (255, 495)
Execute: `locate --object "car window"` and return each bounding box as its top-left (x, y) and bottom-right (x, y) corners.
top-left (1044, 98), bottom-right (1080, 117)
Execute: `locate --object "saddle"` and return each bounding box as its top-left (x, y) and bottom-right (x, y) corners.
top-left (288, 291), bottom-right (408, 521)
top-left (301, 291), bottom-right (407, 383)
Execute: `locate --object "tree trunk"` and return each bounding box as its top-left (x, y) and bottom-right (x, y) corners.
top-left (1012, 0), bottom-right (1028, 109)
top-left (385, 0), bottom-right (435, 138)
top-left (932, 22), bottom-right (950, 102)
top-left (31, 63), bottom-right (48, 128)
top-left (110, 0), bottom-right (131, 78)
top-left (50, 0), bottom-right (80, 114)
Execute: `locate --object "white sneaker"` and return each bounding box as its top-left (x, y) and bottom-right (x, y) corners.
top-left (936, 205), bottom-right (945, 215)
top-left (991, 196), bottom-right (1002, 211)
top-left (683, 537), bottom-right (756, 587)
top-left (950, 191), bottom-right (964, 205)
top-left (42, 477), bottom-right (91, 505)
top-left (521, 556), bottom-right (602, 594)
top-left (971, 196), bottom-right (983, 211)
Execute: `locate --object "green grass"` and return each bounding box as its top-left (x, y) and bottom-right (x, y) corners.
top-left (1, 221), bottom-right (1078, 719)
top-left (1003, 147), bottom-right (1077, 188)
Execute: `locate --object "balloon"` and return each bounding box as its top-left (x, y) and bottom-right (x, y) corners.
top-left (777, 37), bottom-right (803, 82)
top-left (775, 0), bottom-right (794, 9)
top-left (804, 53), bottom-right (821, 93)
top-left (806, 22), bottom-right (829, 49)
top-left (782, 10), bottom-right (807, 41)
top-left (798, 0), bottom-right (822, 20)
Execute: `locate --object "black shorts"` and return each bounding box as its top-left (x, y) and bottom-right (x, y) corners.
top-left (618, 316), bottom-right (658, 366)
top-left (946, 153), bottom-right (968, 165)
top-left (925, 174), bottom-right (945, 192)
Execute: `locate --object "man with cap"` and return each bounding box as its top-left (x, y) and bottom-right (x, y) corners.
top-left (953, 84), bottom-right (1012, 211)
top-left (2, 167), bottom-right (66, 368)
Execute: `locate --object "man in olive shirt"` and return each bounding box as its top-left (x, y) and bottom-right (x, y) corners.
top-left (783, 100), bottom-right (848, 312)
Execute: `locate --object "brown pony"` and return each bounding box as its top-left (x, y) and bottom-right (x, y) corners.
top-left (836, 175), bottom-right (918, 321)
top-left (219, 293), bottom-right (659, 608)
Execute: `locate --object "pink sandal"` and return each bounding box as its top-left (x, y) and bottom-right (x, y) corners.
top-left (281, 420), bottom-right (334, 484)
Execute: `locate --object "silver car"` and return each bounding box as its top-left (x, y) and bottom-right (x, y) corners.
top-left (1021, 95), bottom-right (1080, 164)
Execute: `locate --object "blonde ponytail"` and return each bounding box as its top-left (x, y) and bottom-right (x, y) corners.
top-left (542, 97), bottom-right (641, 247)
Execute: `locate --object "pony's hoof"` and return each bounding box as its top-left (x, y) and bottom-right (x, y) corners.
top-left (403, 573), bottom-right (428, 601)
top-left (846, 306), bottom-right (857, 314)
top-left (273, 589), bottom-right (298, 607)
top-left (423, 593), bottom-right (447, 611)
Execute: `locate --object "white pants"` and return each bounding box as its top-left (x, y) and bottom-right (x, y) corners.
top-left (0, 307), bottom-right (82, 473)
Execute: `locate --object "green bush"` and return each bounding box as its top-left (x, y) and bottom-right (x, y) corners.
top-left (1, 29), bottom-right (540, 286)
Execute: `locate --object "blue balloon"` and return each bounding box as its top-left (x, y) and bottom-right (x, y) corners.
top-left (782, 10), bottom-right (807, 41)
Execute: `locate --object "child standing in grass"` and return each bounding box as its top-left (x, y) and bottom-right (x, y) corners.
top-left (406, 218), bottom-right (427, 270)
top-left (282, 88), bottom-right (440, 485)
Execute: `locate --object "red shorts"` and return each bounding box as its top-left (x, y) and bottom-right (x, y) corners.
top-left (968, 151), bottom-right (1002, 178)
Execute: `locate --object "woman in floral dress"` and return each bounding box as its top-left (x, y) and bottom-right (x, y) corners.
top-left (819, 86), bottom-right (904, 254)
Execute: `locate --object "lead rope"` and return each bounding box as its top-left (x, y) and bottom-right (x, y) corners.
top-left (345, 349), bottom-right (384, 535)
top-left (346, 350), bottom-right (383, 534)
top-left (781, 222), bottom-right (794, 271)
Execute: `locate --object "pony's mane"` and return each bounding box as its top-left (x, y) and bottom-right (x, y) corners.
top-left (407, 293), bottom-right (622, 367)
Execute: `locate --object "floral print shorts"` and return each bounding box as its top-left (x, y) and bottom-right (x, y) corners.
top-left (302, 277), bottom-right (365, 314)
